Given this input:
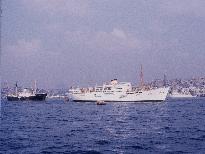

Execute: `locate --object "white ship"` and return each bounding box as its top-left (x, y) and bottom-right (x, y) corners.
top-left (168, 90), bottom-right (196, 100)
top-left (69, 79), bottom-right (170, 102)
top-left (169, 92), bottom-right (195, 98)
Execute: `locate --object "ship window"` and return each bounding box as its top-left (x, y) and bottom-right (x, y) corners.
top-left (104, 87), bottom-right (111, 90)
top-left (104, 92), bottom-right (113, 94)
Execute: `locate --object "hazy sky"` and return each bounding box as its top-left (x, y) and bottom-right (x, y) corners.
top-left (1, 0), bottom-right (205, 88)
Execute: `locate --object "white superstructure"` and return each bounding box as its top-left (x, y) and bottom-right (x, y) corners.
top-left (8, 88), bottom-right (35, 98)
top-left (69, 79), bottom-right (170, 102)
top-left (18, 88), bottom-right (35, 97)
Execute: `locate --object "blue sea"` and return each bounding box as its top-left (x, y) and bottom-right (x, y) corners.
top-left (1, 99), bottom-right (205, 154)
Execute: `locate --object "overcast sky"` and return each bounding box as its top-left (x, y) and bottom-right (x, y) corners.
top-left (1, 0), bottom-right (205, 88)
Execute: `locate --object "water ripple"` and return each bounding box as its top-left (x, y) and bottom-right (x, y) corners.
top-left (1, 100), bottom-right (205, 153)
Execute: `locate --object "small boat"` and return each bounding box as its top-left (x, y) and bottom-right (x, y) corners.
top-left (96, 100), bottom-right (106, 105)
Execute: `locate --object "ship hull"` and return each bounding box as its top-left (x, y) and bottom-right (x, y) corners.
top-left (7, 96), bottom-right (19, 101)
top-left (7, 93), bottom-right (47, 101)
top-left (70, 87), bottom-right (169, 103)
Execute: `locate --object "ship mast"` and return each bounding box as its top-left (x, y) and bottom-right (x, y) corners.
top-left (34, 80), bottom-right (37, 94)
top-left (163, 74), bottom-right (167, 87)
top-left (140, 64), bottom-right (144, 88)
top-left (15, 82), bottom-right (18, 96)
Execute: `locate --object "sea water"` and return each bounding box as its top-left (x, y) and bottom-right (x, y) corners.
top-left (1, 99), bottom-right (205, 153)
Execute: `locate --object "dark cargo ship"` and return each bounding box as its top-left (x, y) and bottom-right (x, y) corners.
top-left (7, 92), bottom-right (47, 101)
top-left (7, 82), bottom-right (47, 101)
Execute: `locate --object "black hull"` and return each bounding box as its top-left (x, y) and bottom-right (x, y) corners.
top-left (7, 93), bottom-right (47, 101)
top-left (7, 96), bottom-right (19, 101)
